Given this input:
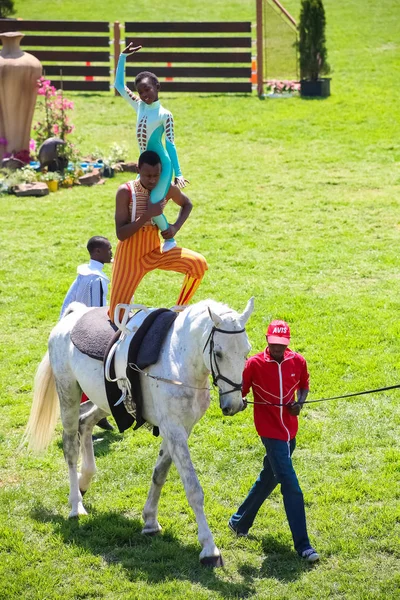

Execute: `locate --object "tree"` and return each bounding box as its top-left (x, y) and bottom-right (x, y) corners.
top-left (0, 0), bottom-right (15, 18)
top-left (298, 0), bottom-right (330, 81)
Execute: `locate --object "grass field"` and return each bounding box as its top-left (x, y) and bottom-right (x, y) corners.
top-left (1, 1), bottom-right (400, 598)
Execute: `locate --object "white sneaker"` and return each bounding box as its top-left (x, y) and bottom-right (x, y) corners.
top-left (162, 239), bottom-right (177, 253)
top-left (301, 548), bottom-right (320, 563)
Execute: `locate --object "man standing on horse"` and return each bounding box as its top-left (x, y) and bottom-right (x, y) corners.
top-left (229, 320), bottom-right (319, 563)
top-left (109, 150), bottom-right (208, 321)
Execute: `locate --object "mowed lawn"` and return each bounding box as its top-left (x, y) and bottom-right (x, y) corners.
top-left (0, 1), bottom-right (399, 599)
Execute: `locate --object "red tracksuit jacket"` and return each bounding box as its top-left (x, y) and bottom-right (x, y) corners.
top-left (242, 347), bottom-right (309, 441)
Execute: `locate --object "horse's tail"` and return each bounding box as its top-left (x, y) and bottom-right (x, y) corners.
top-left (22, 351), bottom-right (60, 453)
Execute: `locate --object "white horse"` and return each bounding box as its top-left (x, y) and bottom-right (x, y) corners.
top-left (24, 297), bottom-right (254, 566)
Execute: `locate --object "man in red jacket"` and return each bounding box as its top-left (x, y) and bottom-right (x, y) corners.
top-left (229, 320), bottom-right (319, 562)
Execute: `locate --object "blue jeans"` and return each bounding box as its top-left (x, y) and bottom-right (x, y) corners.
top-left (230, 437), bottom-right (311, 554)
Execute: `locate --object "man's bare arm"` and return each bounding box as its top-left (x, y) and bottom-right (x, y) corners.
top-left (161, 184), bottom-right (193, 240)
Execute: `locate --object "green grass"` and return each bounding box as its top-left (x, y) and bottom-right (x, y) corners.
top-left (1, 0), bottom-right (400, 598)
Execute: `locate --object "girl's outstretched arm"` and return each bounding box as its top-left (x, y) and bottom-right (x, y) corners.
top-left (114, 44), bottom-right (142, 112)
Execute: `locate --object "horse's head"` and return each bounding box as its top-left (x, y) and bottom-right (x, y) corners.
top-left (204, 297), bottom-right (254, 416)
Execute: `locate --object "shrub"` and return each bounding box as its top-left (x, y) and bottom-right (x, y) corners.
top-left (0, 0), bottom-right (15, 19)
top-left (298, 0), bottom-right (330, 81)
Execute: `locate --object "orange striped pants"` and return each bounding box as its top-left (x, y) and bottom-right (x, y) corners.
top-left (109, 225), bottom-right (208, 321)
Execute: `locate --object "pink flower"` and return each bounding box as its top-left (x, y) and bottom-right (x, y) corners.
top-left (0, 137), bottom-right (7, 145)
top-left (37, 77), bottom-right (57, 97)
top-left (29, 138), bottom-right (36, 152)
top-left (15, 149), bottom-right (30, 163)
top-left (53, 124), bottom-right (59, 135)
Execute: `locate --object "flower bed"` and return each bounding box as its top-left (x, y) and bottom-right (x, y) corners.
top-left (266, 80), bottom-right (300, 97)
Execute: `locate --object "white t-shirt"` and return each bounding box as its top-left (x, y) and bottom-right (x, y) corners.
top-left (60, 259), bottom-right (109, 318)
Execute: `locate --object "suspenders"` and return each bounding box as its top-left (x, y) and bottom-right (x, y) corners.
top-left (99, 280), bottom-right (104, 307)
top-left (126, 181), bottom-right (137, 222)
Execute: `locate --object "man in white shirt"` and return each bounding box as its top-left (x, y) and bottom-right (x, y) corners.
top-left (60, 236), bottom-right (113, 431)
top-left (60, 236), bottom-right (112, 318)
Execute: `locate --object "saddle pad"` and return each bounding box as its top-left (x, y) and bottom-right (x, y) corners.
top-left (71, 306), bottom-right (119, 361)
top-left (136, 310), bottom-right (179, 369)
top-left (105, 308), bottom-right (177, 433)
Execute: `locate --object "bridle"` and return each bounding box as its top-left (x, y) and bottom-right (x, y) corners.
top-left (203, 308), bottom-right (245, 397)
top-left (128, 308), bottom-right (246, 399)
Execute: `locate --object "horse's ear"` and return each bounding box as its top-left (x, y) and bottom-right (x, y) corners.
top-left (239, 296), bottom-right (255, 327)
top-left (208, 306), bottom-right (223, 328)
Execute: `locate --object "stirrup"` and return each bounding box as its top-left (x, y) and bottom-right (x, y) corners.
top-left (113, 303), bottom-right (150, 334)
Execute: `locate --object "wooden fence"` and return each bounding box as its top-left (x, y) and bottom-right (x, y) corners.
top-left (124, 22), bottom-right (252, 93)
top-left (0, 19), bottom-right (253, 94)
top-left (0, 20), bottom-right (111, 92)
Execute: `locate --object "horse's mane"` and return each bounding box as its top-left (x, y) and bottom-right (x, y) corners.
top-left (186, 299), bottom-right (239, 322)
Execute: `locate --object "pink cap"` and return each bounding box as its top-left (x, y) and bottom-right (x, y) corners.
top-left (266, 320), bottom-right (290, 345)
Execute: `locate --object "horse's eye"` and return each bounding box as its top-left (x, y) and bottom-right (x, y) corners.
top-left (215, 351), bottom-right (223, 360)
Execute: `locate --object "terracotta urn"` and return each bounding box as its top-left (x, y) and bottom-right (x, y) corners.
top-left (0, 32), bottom-right (42, 161)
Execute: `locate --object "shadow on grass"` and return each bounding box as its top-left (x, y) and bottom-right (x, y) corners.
top-left (299, 96), bottom-right (330, 101)
top-left (73, 92), bottom-right (111, 98)
top-left (259, 535), bottom-right (315, 581)
top-left (31, 505), bottom-right (256, 598)
top-left (55, 429), bottom-right (122, 456)
top-left (235, 536), bottom-right (311, 584)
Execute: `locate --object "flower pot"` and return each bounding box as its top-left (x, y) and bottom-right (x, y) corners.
top-left (0, 32), bottom-right (42, 161)
top-left (101, 165), bottom-right (115, 178)
top-left (266, 92), bottom-right (294, 99)
top-left (46, 180), bottom-right (59, 192)
top-left (61, 177), bottom-right (74, 188)
top-left (300, 78), bottom-right (331, 98)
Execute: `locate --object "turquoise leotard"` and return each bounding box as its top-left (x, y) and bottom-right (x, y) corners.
top-left (115, 54), bottom-right (182, 236)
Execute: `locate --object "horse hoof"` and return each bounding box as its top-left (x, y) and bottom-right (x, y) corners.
top-left (200, 554), bottom-right (224, 568)
top-left (68, 503), bottom-right (88, 519)
top-left (141, 524), bottom-right (162, 536)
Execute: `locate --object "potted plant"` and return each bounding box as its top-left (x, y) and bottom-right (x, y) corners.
top-left (60, 172), bottom-right (75, 188)
top-left (102, 142), bottom-right (128, 177)
top-left (298, 0), bottom-right (331, 97)
top-left (42, 170), bottom-right (61, 192)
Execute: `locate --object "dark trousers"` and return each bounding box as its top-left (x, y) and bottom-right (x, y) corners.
top-left (230, 437), bottom-right (311, 554)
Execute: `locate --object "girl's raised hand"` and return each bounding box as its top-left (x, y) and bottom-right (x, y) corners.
top-left (122, 43), bottom-right (142, 55)
top-left (174, 176), bottom-right (189, 189)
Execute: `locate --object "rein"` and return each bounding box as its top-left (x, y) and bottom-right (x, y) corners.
top-left (245, 383), bottom-right (400, 407)
top-left (129, 362), bottom-right (211, 391)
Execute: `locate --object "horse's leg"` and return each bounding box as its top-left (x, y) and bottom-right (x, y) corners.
top-left (78, 404), bottom-right (109, 494)
top-left (163, 423), bottom-right (223, 567)
top-left (57, 378), bottom-right (87, 518)
top-left (142, 439), bottom-right (172, 535)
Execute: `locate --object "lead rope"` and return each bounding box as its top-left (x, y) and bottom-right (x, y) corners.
top-left (245, 383), bottom-right (400, 407)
